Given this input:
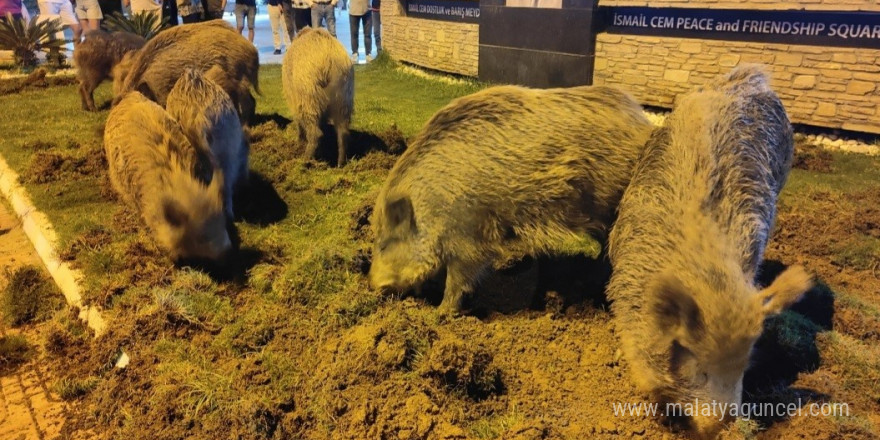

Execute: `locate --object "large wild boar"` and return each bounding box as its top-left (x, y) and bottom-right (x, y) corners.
top-left (104, 91), bottom-right (232, 262)
top-left (369, 85), bottom-right (654, 315)
top-left (166, 68), bottom-right (249, 219)
top-left (606, 66), bottom-right (812, 437)
top-left (113, 19), bottom-right (259, 124)
top-left (282, 27), bottom-right (354, 166)
top-left (73, 29), bottom-right (146, 111)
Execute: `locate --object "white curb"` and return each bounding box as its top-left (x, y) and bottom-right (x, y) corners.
top-left (0, 153), bottom-right (107, 336)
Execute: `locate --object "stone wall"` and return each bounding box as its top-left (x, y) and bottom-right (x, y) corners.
top-left (595, 0), bottom-right (880, 133)
top-left (383, 0), bottom-right (880, 133)
top-left (381, 1), bottom-right (479, 76)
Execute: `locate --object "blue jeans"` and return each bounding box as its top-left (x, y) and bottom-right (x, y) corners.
top-left (349, 11), bottom-right (371, 56)
top-left (311, 3), bottom-right (335, 37)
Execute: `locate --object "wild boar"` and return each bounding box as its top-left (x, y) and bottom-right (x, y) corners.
top-left (166, 68), bottom-right (249, 220)
top-left (104, 91), bottom-right (231, 262)
top-left (113, 19), bottom-right (259, 124)
top-left (369, 84), bottom-right (654, 315)
top-left (282, 27), bottom-right (354, 166)
top-left (73, 29), bottom-right (145, 111)
top-left (606, 65), bottom-right (812, 437)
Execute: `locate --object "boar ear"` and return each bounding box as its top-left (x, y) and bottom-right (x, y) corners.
top-left (162, 198), bottom-right (189, 228)
top-left (651, 275), bottom-right (703, 339)
top-left (757, 265), bottom-right (812, 317)
top-left (386, 197), bottom-right (416, 232)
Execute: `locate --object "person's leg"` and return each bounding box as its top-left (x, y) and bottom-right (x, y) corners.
top-left (280, 9), bottom-right (290, 47)
top-left (325, 5), bottom-right (335, 36)
top-left (363, 10), bottom-right (371, 57)
top-left (348, 13), bottom-right (358, 59)
top-left (372, 10), bottom-right (380, 52)
top-left (57, 0), bottom-right (83, 43)
top-left (88, 0), bottom-right (102, 30)
top-left (268, 4), bottom-right (281, 50)
top-left (235, 3), bottom-right (245, 34)
top-left (162, 0), bottom-right (179, 26)
top-left (310, 6), bottom-right (320, 30)
top-left (247, 5), bottom-right (255, 42)
top-left (281, 1), bottom-right (296, 40)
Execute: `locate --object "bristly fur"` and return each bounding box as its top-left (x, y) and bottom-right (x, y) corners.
top-left (104, 91), bottom-right (230, 261)
top-left (282, 27), bottom-right (354, 166)
top-left (73, 29), bottom-right (145, 111)
top-left (606, 65), bottom-right (810, 437)
top-left (369, 84), bottom-right (654, 314)
top-left (112, 20), bottom-right (259, 124)
top-left (166, 68), bottom-right (250, 220)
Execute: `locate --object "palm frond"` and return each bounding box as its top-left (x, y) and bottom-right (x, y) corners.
top-left (0, 13), bottom-right (66, 68)
top-left (103, 11), bottom-right (168, 40)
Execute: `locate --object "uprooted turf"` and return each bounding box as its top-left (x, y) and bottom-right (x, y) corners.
top-left (0, 57), bottom-right (877, 439)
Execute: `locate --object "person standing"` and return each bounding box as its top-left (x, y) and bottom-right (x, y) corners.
top-left (177, 0), bottom-right (203, 23)
top-left (0, 0), bottom-right (25, 19)
top-left (37, 0), bottom-right (83, 43)
top-left (74, 0), bottom-right (103, 32)
top-left (347, 0), bottom-right (370, 62)
top-left (309, 0), bottom-right (335, 37)
top-left (266, 0), bottom-right (288, 54)
top-left (234, 0), bottom-right (256, 42)
top-left (370, 0), bottom-right (380, 53)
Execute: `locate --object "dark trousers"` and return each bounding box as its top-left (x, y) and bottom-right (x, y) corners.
top-left (162, 0), bottom-right (179, 26)
top-left (349, 10), bottom-right (371, 55)
top-left (181, 13), bottom-right (201, 23)
top-left (293, 7), bottom-right (311, 32)
top-left (371, 10), bottom-right (380, 51)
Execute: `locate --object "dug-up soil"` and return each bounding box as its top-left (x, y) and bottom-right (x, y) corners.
top-left (24, 121), bottom-right (880, 440)
top-left (0, 199), bottom-right (73, 440)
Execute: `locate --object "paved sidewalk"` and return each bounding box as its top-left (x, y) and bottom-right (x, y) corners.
top-left (0, 200), bottom-right (69, 440)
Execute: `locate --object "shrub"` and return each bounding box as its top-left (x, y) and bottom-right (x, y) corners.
top-left (103, 11), bottom-right (168, 40)
top-left (0, 13), bottom-right (66, 70)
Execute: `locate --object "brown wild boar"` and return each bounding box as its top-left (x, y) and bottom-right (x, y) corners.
top-left (606, 65), bottom-right (812, 438)
top-left (166, 68), bottom-right (249, 219)
top-left (73, 29), bottom-right (145, 111)
top-left (113, 19), bottom-right (259, 124)
top-left (282, 27), bottom-right (354, 166)
top-left (104, 91), bottom-right (231, 262)
top-left (369, 84), bottom-right (654, 315)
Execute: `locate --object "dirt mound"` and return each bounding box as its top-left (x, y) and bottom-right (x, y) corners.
top-left (792, 141), bottom-right (834, 173)
top-left (0, 70), bottom-right (78, 96)
top-left (24, 148), bottom-right (106, 184)
top-left (771, 190), bottom-right (880, 272)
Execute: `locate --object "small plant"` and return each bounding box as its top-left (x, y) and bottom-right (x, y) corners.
top-left (54, 376), bottom-right (99, 400)
top-left (2, 265), bottom-right (64, 326)
top-left (103, 12), bottom-right (168, 40)
top-left (0, 334), bottom-right (30, 367)
top-left (0, 13), bottom-right (66, 70)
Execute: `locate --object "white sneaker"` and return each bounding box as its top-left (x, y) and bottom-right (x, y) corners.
top-left (350, 53), bottom-right (358, 63)
top-left (366, 55), bottom-right (373, 63)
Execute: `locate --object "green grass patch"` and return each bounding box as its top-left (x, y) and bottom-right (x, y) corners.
top-left (54, 376), bottom-right (99, 400)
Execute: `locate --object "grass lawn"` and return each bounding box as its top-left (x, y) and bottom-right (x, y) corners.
top-left (0, 58), bottom-right (878, 440)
